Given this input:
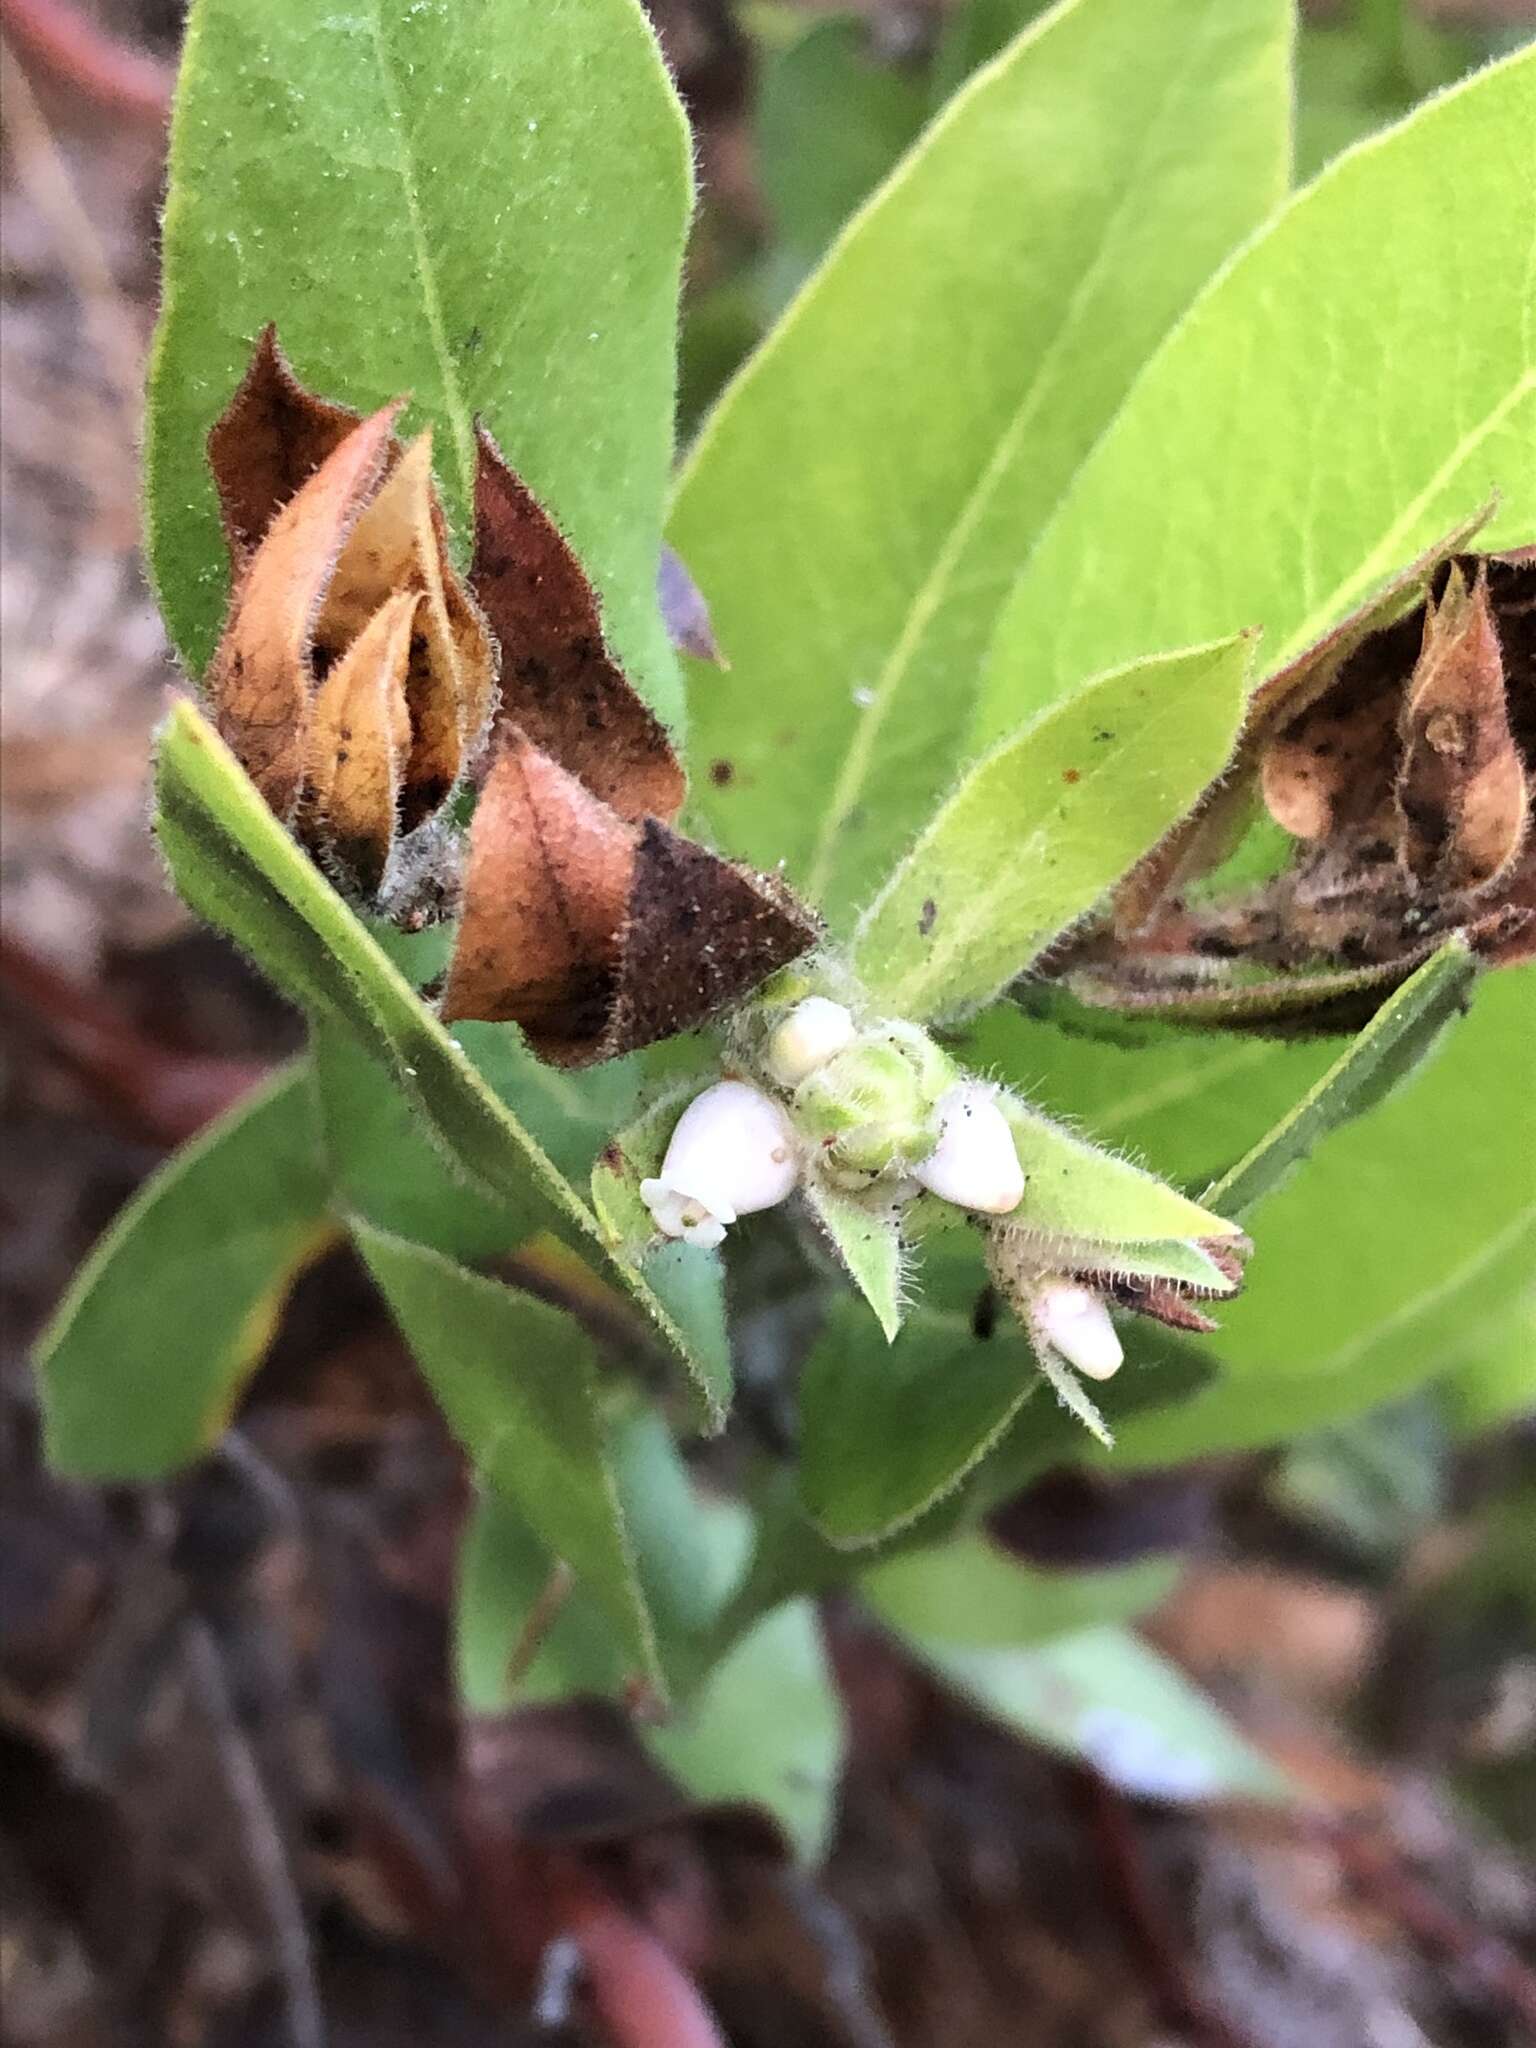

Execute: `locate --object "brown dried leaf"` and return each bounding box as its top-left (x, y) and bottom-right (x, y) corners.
top-left (1112, 514), bottom-right (1487, 933)
top-left (206, 324), bottom-right (362, 563)
top-left (472, 426), bottom-right (685, 824)
top-left (440, 732), bottom-right (634, 1057)
top-left (317, 434), bottom-right (495, 831)
top-left (207, 401), bottom-right (403, 819)
top-left (1395, 565), bottom-right (1529, 894)
top-left (1259, 608), bottom-right (1421, 844)
top-left (441, 735), bottom-right (818, 1065)
top-left (304, 588), bottom-right (418, 896)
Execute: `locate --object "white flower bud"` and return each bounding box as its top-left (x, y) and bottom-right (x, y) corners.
top-left (911, 1082), bottom-right (1025, 1215)
top-left (640, 1080), bottom-right (799, 1248)
top-left (764, 997), bottom-right (858, 1087)
top-left (1029, 1278), bottom-right (1124, 1381)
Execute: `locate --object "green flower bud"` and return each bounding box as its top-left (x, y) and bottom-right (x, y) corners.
top-left (794, 1037), bottom-right (942, 1184)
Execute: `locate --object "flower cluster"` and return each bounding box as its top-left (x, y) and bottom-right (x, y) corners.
top-left (642, 996), bottom-right (1023, 1245)
top-left (637, 986), bottom-right (1248, 1407)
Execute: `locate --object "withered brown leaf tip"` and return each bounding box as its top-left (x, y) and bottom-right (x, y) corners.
top-left (204, 328), bottom-right (494, 898)
top-left (1063, 527), bottom-right (1535, 1031)
top-left (203, 331), bottom-right (816, 1064)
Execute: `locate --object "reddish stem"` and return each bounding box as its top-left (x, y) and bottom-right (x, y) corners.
top-left (564, 1888), bottom-right (727, 2048)
top-left (0, 0), bottom-right (174, 124)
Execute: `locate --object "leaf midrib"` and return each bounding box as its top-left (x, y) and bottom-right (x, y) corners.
top-left (362, 0), bottom-right (476, 508)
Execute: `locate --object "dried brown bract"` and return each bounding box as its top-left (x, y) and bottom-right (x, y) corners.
top-left (203, 330), bottom-right (496, 900)
top-left (440, 730), bottom-right (819, 1065)
top-left (201, 332), bottom-right (816, 1062)
top-left (1057, 536), bottom-right (1536, 1031)
top-left (472, 426), bottom-right (685, 824)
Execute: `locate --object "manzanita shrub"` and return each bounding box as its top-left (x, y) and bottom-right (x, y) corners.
top-left (37, 0), bottom-right (1534, 1855)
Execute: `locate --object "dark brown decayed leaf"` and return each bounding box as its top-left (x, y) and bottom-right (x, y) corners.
top-left (441, 733), bottom-right (818, 1064)
top-left (208, 400), bottom-right (403, 819)
top-left (206, 324), bottom-right (362, 563)
top-left (471, 427), bottom-right (685, 825)
top-left (610, 819), bottom-right (820, 1053)
top-left (1395, 565), bottom-right (1528, 894)
top-left (1260, 608), bottom-right (1421, 846)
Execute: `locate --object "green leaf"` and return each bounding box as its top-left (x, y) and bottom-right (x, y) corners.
top-left (803, 1180), bottom-right (907, 1341)
top-left (800, 1303), bottom-right (1042, 1547)
top-left (1205, 938), bottom-right (1479, 1218)
top-left (861, 1534), bottom-right (1177, 1647)
top-left (355, 1220), bottom-right (661, 1694)
top-left (957, 1000), bottom-right (1343, 1195)
top-left (999, 1094), bottom-right (1238, 1248)
top-left (1112, 965), bottom-right (1536, 1464)
top-left (38, 1066), bottom-right (331, 1478)
top-left (974, 46), bottom-right (1536, 744)
top-left (967, 1329), bottom-right (1220, 1512)
top-left (154, 701), bottom-right (724, 1426)
top-left (911, 1625), bottom-right (1293, 1803)
top-left (673, 0), bottom-right (1290, 926)
top-left (312, 1025), bottom-right (531, 1262)
top-left (148, 0), bottom-right (691, 720)
top-left (647, 1600), bottom-right (845, 1863)
top-left (1441, 1292), bottom-right (1536, 1436)
top-left (756, 17), bottom-right (927, 310)
top-left (853, 637), bottom-right (1253, 1020)
top-left (456, 1406), bottom-right (747, 1708)
top-left (457, 1481), bottom-right (625, 1709)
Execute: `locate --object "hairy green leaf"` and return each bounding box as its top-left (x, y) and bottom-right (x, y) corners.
top-left (1113, 966), bottom-right (1536, 1463)
top-left (456, 1410), bottom-right (746, 1707)
top-left (800, 1303), bottom-right (1043, 1547)
top-left (999, 1093), bottom-right (1239, 1247)
top-left (38, 1067), bottom-right (331, 1477)
top-left (1206, 938), bottom-right (1480, 1218)
top-left (148, 0), bottom-right (691, 719)
top-left (975, 47), bottom-right (1536, 742)
top-left (854, 637), bottom-right (1253, 1019)
top-left (673, 0), bottom-right (1291, 924)
top-left (804, 1181), bottom-right (907, 1341)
